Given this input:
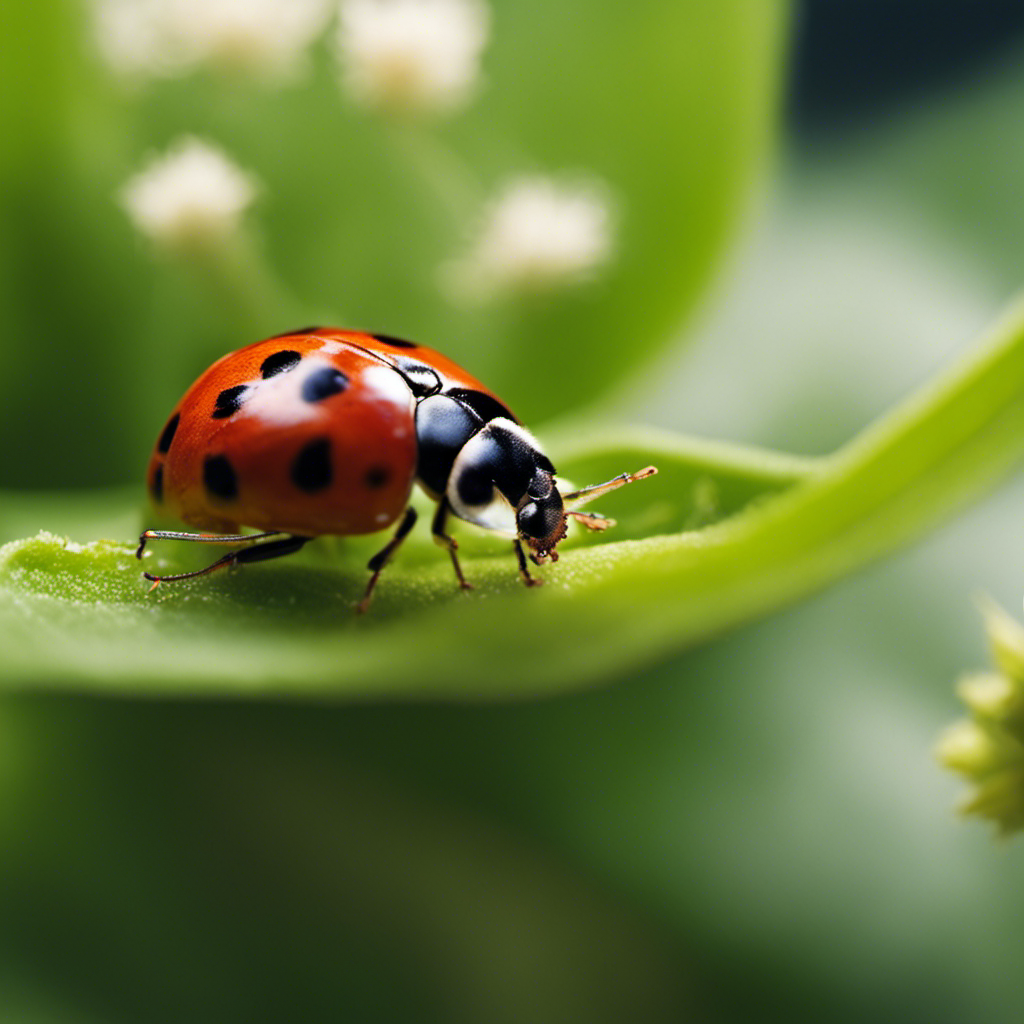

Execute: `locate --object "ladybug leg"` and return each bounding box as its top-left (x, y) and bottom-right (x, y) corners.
top-left (431, 499), bottom-right (473, 592)
top-left (143, 535), bottom-right (308, 588)
top-left (357, 507), bottom-right (418, 614)
top-left (136, 529), bottom-right (283, 560)
top-left (513, 539), bottom-right (542, 588)
top-left (567, 510), bottom-right (616, 532)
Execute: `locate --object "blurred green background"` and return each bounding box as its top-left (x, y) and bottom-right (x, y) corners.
top-left (4, 1), bottom-right (1024, 1021)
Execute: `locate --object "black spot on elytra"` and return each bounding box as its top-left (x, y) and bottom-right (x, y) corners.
top-left (261, 349), bottom-right (302, 378)
top-left (203, 454), bottom-right (238, 500)
top-left (393, 356), bottom-right (441, 397)
top-left (448, 387), bottom-right (518, 425)
top-left (291, 438), bottom-right (332, 492)
top-left (268, 327), bottom-right (321, 340)
top-left (212, 384), bottom-right (249, 419)
top-left (301, 367), bottom-right (349, 403)
top-left (364, 465), bottom-right (391, 489)
top-left (150, 464), bottom-right (164, 502)
top-left (372, 333), bottom-right (417, 349)
top-left (157, 412), bottom-right (179, 454)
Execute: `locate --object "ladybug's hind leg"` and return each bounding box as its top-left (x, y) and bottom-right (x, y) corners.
top-left (142, 534), bottom-right (308, 589)
top-left (357, 507), bottom-right (418, 614)
top-left (136, 529), bottom-right (283, 560)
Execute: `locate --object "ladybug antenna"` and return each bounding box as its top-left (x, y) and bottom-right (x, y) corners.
top-left (562, 465), bottom-right (657, 510)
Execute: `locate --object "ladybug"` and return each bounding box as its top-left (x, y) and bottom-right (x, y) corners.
top-left (137, 327), bottom-right (656, 611)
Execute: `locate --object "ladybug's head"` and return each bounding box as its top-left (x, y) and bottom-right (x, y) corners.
top-left (446, 418), bottom-right (567, 560)
top-left (515, 472), bottom-right (567, 564)
top-left (446, 418), bottom-right (656, 565)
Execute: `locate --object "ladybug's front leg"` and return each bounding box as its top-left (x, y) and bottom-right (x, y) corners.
top-left (512, 539), bottom-right (542, 588)
top-left (431, 499), bottom-right (473, 592)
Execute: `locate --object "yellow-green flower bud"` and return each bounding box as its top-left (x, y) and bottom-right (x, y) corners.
top-left (978, 596), bottom-right (1024, 685)
top-left (935, 719), bottom-right (1013, 779)
top-left (959, 767), bottom-right (1024, 837)
top-left (956, 671), bottom-right (1024, 725)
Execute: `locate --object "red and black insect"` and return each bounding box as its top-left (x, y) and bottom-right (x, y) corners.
top-left (137, 327), bottom-right (656, 611)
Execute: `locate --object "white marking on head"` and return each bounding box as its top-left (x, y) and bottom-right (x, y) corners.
top-left (488, 417), bottom-right (547, 454)
top-left (446, 426), bottom-right (518, 536)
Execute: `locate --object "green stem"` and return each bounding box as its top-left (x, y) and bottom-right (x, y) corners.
top-left (385, 123), bottom-right (486, 228)
top-left (181, 232), bottom-right (327, 334)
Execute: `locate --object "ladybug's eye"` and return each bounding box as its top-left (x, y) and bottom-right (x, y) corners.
top-left (518, 501), bottom-right (542, 531)
top-left (516, 495), bottom-right (565, 544)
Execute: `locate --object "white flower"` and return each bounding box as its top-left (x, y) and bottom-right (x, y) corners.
top-left (445, 177), bottom-right (614, 300)
top-left (337, 0), bottom-right (490, 114)
top-left (120, 138), bottom-right (258, 248)
top-left (163, 0), bottom-right (332, 76)
top-left (91, 0), bottom-right (187, 78)
top-left (91, 0), bottom-right (331, 79)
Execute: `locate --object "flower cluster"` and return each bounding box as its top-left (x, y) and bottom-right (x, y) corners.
top-left (92, 0), bottom-right (332, 79)
top-left (445, 177), bottom-right (614, 300)
top-left (337, 0), bottom-right (490, 114)
top-left (120, 138), bottom-right (258, 250)
top-left (936, 598), bottom-right (1024, 836)
top-left (109, 0), bottom-right (616, 299)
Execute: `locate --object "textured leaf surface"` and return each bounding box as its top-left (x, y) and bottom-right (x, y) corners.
top-left (0, 431), bottom-right (810, 696)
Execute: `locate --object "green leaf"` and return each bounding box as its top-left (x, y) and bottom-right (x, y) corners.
top-left (0, 428), bottom-right (810, 695)
top-left (3, 293), bottom-right (1024, 699)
